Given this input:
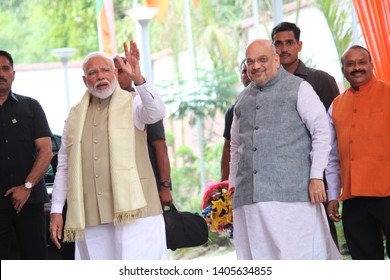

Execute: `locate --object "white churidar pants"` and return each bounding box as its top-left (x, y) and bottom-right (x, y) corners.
top-left (233, 201), bottom-right (341, 260)
top-left (75, 214), bottom-right (168, 260)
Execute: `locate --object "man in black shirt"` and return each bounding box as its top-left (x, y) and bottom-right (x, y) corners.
top-left (271, 22), bottom-right (339, 111)
top-left (0, 50), bottom-right (52, 259)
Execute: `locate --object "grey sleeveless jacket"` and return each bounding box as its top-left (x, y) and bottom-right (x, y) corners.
top-left (233, 67), bottom-right (311, 209)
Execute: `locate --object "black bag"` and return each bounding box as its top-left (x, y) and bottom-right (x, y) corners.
top-left (163, 204), bottom-right (208, 251)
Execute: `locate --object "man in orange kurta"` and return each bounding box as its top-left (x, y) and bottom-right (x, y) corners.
top-left (326, 45), bottom-right (390, 260)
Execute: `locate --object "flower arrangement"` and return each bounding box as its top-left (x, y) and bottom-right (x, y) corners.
top-left (202, 180), bottom-right (234, 238)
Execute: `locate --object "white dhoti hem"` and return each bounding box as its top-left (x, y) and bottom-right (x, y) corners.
top-left (75, 214), bottom-right (168, 260)
top-left (233, 202), bottom-right (341, 260)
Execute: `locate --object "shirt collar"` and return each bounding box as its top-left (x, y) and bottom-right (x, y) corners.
top-left (9, 92), bottom-right (19, 102)
top-left (349, 76), bottom-right (376, 93)
top-left (294, 60), bottom-right (309, 77)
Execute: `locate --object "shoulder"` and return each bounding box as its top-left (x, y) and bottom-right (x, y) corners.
top-left (333, 89), bottom-right (348, 102)
top-left (236, 84), bottom-right (253, 104)
top-left (377, 79), bottom-right (390, 89)
top-left (115, 87), bottom-right (135, 98)
top-left (305, 66), bottom-right (336, 82)
top-left (12, 92), bottom-right (32, 102)
top-left (146, 119), bottom-right (165, 141)
top-left (298, 80), bottom-right (316, 95)
top-left (225, 104), bottom-right (234, 116)
top-left (147, 119), bottom-right (164, 131)
top-left (283, 71), bottom-right (305, 89)
top-left (296, 60), bottom-right (333, 81)
top-left (12, 92), bottom-right (43, 108)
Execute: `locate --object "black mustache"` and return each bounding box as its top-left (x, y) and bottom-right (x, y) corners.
top-left (0, 77), bottom-right (7, 82)
top-left (350, 69), bottom-right (365, 75)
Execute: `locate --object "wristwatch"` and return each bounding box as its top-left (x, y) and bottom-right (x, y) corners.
top-left (160, 180), bottom-right (171, 189)
top-left (24, 182), bottom-right (33, 190)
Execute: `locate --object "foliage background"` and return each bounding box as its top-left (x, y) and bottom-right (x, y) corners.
top-left (1, 0), bottom-right (359, 255)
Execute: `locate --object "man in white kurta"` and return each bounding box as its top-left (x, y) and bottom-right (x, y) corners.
top-left (49, 41), bottom-right (168, 260)
top-left (229, 39), bottom-right (340, 260)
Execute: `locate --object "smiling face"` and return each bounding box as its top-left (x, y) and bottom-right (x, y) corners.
top-left (341, 47), bottom-right (373, 89)
top-left (245, 40), bottom-right (280, 87)
top-left (83, 55), bottom-right (118, 99)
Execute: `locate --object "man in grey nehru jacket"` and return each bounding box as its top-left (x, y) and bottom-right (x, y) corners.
top-left (229, 39), bottom-right (340, 260)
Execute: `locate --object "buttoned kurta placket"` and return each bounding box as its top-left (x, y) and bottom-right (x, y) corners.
top-left (81, 96), bottom-right (114, 226)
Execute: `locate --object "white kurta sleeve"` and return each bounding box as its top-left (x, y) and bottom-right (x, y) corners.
top-left (134, 80), bottom-right (166, 131)
top-left (50, 123), bottom-right (68, 214)
top-left (324, 103), bottom-right (342, 201)
top-left (297, 81), bottom-right (331, 180)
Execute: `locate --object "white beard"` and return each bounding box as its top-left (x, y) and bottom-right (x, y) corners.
top-left (88, 78), bottom-right (117, 99)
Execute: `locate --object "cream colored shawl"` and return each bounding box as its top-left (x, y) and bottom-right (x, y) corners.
top-left (63, 85), bottom-right (147, 242)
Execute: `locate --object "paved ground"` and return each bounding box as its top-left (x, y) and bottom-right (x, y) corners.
top-left (169, 245), bottom-right (236, 260)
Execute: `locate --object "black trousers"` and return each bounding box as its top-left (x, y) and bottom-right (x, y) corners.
top-left (342, 196), bottom-right (390, 260)
top-left (0, 203), bottom-right (48, 260)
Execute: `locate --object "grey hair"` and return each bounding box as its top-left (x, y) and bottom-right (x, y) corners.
top-left (82, 52), bottom-right (114, 74)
